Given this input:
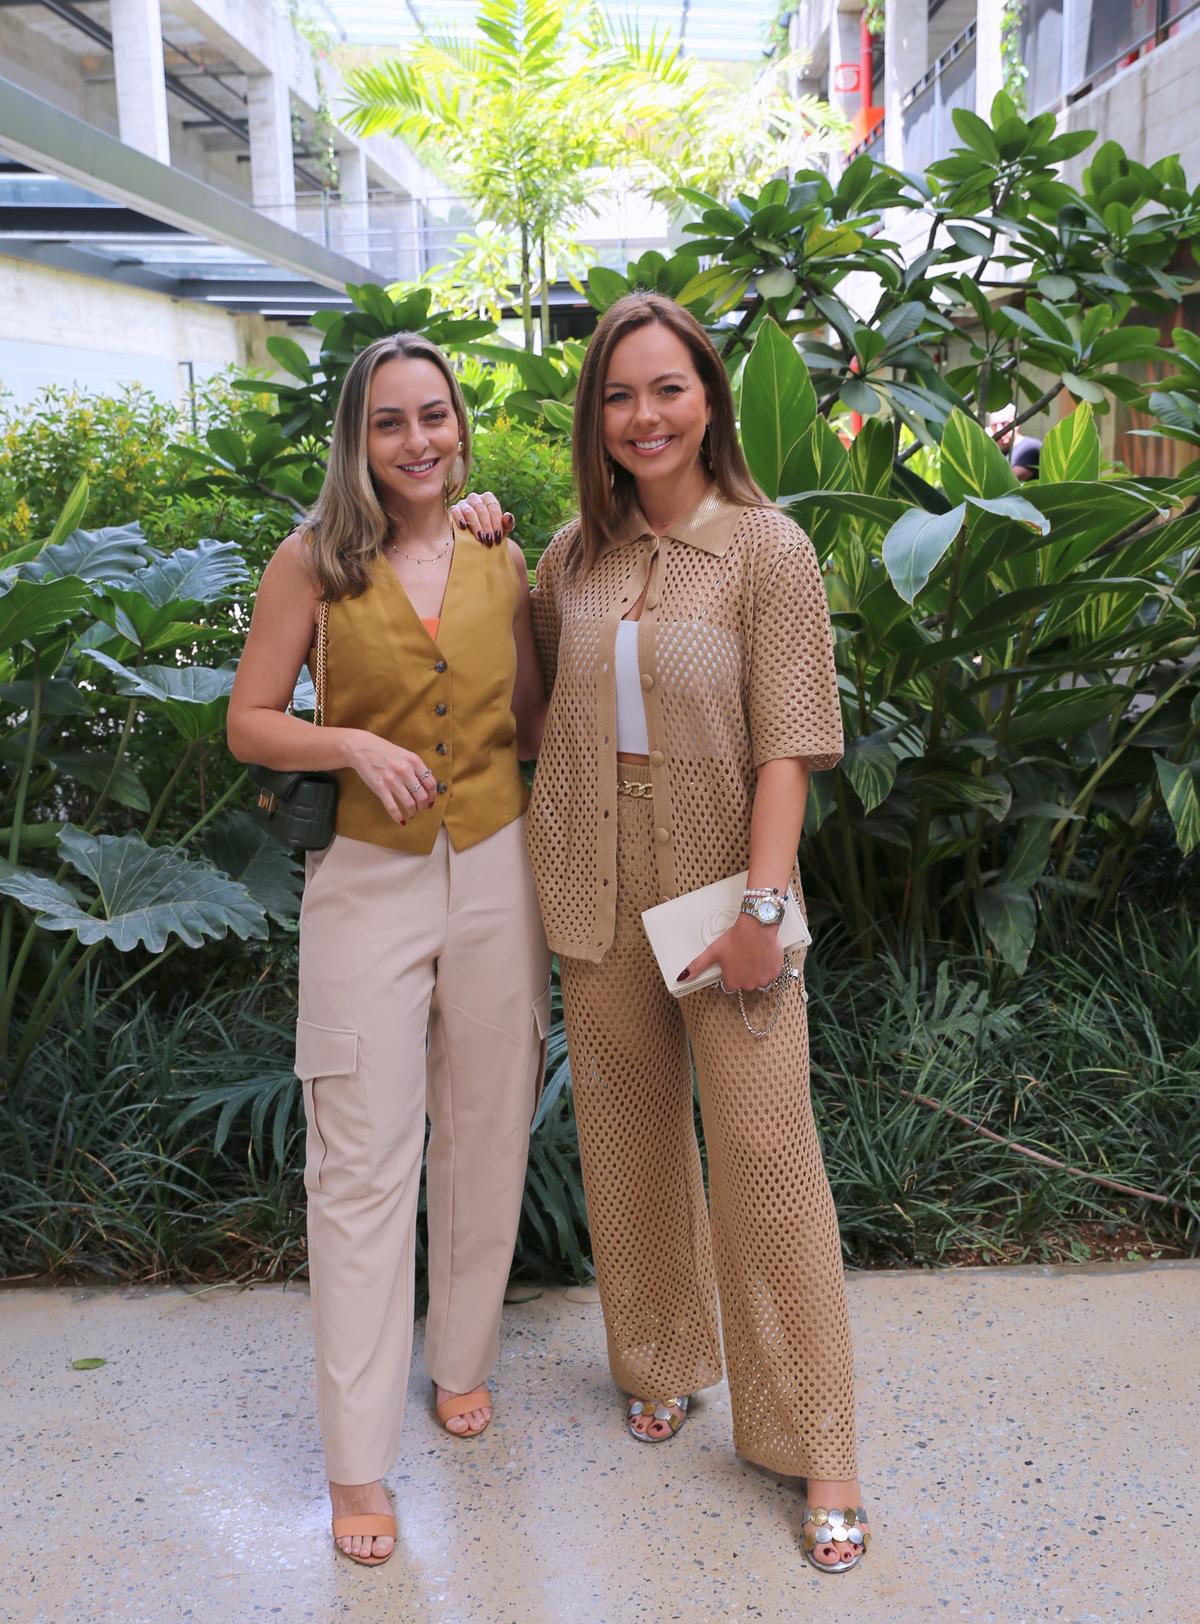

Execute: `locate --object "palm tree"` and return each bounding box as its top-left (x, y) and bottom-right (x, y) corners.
top-left (344, 0), bottom-right (688, 350)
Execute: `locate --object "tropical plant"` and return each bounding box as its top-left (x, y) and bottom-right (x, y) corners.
top-left (344, 0), bottom-right (635, 349)
top-left (173, 282), bottom-right (493, 517)
top-left (0, 483), bottom-right (300, 1088)
top-left (468, 413), bottom-right (575, 564)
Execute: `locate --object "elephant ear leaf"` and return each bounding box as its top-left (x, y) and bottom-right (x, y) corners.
top-left (81, 652), bottom-right (235, 741)
top-left (202, 812), bottom-right (303, 925)
top-left (129, 538), bottom-right (250, 608)
top-left (18, 523), bottom-right (154, 587)
top-left (0, 828), bottom-right (266, 952)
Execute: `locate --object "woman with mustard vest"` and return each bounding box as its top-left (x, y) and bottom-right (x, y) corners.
top-left (227, 333), bottom-right (551, 1568)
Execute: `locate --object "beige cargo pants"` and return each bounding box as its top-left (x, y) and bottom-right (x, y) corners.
top-left (295, 815), bottom-right (551, 1484)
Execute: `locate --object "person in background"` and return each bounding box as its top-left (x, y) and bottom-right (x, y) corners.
top-left (227, 333), bottom-right (551, 1569)
top-left (1010, 436), bottom-right (1042, 481)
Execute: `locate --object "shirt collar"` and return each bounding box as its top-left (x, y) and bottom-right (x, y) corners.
top-left (612, 486), bottom-right (741, 557)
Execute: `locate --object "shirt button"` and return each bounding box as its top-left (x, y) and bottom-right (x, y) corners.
top-left (434, 703), bottom-right (448, 716)
top-left (640, 672), bottom-right (654, 692)
top-left (435, 742), bottom-right (447, 755)
top-left (649, 749), bottom-right (665, 767)
top-left (434, 659), bottom-right (447, 673)
top-left (437, 781), bottom-right (448, 794)
top-left (655, 827), bottom-right (670, 844)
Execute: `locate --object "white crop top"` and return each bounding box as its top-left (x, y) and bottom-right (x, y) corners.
top-left (615, 619), bottom-right (650, 755)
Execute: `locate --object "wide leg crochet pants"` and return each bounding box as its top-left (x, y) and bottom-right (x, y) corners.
top-left (558, 767), bottom-right (858, 1480)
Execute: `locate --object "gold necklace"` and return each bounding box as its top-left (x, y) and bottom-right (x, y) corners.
top-left (388, 515), bottom-right (454, 565)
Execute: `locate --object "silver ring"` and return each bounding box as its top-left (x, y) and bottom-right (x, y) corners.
top-left (718, 978), bottom-right (733, 996)
top-left (418, 767), bottom-right (435, 779)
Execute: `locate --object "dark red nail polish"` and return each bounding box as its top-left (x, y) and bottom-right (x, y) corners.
top-left (677, 967), bottom-right (691, 981)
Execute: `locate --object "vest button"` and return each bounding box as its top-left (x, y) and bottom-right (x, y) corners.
top-left (434, 659), bottom-right (447, 673)
top-left (437, 781), bottom-right (448, 794)
top-left (655, 827), bottom-right (670, 844)
top-left (434, 703), bottom-right (448, 716)
top-left (435, 742), bottom-right (447, 755)
top-left (649, 749), bottom-right (665, 767)
top-left (640, 672), bottom-right (654, 691)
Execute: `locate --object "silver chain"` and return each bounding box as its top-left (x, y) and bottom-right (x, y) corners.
top-left (734, 955), bottom-right (801, 1039)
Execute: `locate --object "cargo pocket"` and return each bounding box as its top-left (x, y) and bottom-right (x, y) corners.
top-left (529, 982), bottom-right (554, 1125)
top-left (294, 1019), bottom-right (368, 1197)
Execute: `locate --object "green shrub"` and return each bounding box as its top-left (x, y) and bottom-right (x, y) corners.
top-left (469, 411), bottom-right (576, 566)
top-left (2, 913), bottom-right (1193, 1283)
top-left (0, 380), bottom-right (292, 569)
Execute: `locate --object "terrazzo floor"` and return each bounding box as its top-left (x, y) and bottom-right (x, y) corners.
top-left (2, 1262), bottom-right (1197, 1624)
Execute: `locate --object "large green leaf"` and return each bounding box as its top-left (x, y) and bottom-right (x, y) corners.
top-left (1154, 756), bottom-right (1200, 854)
top-left (939, 409), bottom-right (1017, 502)
top-left (0, 827), bottom-right (267, 951)
top-left (1001, 818), bottom-right (1055, 887)
top-left (882, 504), bottom-right (967, 603)
top-left (0, 577), bottom-right (94, 652)
top-left (82, 652), bottom-right (236, 740)
top-left (1040, 404), bottom-right (1101, 482)
top-left (973, 883), bottom-right (1036, 973)
top-left (126, 538), bottom-right (249, 608)
top-left (840, 735), bottom-right (898, 814)
top-left (1005, 685), bottom-right (1126, 745)
top-left (741, 318), bottom-right (817, 499)
top-left (201, 812), bottom-right (303, 924)
top-left (908, 769), bottom-right (1011, 817)
top-left (43, 750), bottom-right (149, 812)
top-left (17, 523), bottom-right (154, 587)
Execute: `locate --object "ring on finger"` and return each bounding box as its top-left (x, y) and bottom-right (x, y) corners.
top-left (418, 767), bottom-right (434, 780)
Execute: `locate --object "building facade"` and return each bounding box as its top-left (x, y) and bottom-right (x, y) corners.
top-left (0, 0), bottom-right (446, 405)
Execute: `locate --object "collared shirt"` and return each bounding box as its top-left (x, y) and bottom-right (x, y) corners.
top-left (527, 489), bottom-right (843, 963)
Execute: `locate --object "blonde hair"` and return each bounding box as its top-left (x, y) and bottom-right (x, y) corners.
top-left (303, 333), bottom-right (470, 600)
top-left (570, 292), bottom-right (765, 576)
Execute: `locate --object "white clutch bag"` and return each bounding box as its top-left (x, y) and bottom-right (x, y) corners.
top-left (640, 871), bottom-right (812, 998)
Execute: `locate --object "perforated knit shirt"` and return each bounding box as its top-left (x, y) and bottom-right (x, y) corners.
top-left (527, 489), bottom-right (844, 962)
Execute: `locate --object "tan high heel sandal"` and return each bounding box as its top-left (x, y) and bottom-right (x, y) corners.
top-left (331, 1513), bottom-right (397, 1568)
top-left (435, 1385), bottom-right (493, 1437)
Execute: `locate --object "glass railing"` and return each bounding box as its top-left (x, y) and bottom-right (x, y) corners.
top-left (901, 22), bottom-right (977, 171)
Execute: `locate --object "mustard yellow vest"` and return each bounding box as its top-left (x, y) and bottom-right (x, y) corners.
top-left (318, 528), bottom-right (527, 853)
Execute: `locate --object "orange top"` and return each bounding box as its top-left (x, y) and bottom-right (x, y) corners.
top-left (421, 616), bottom-right (440, 638)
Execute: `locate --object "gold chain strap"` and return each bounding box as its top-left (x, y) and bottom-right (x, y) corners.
top-left (314, 599), bottom-right (329, 727)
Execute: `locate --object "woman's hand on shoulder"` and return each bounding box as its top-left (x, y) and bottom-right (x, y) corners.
top-left (451, 491), bottom-right (514, 547)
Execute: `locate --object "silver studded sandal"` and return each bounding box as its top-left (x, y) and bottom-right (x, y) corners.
top-left (625, 1394), bottom-right (689, 1441)
top-left (801, 1504), bottom-right (870, 1573)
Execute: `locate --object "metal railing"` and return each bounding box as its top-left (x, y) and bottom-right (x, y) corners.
top-left (1022, 0), bottom-right (1200, 114)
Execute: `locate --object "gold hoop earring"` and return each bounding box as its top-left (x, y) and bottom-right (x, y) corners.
top-left (606, 455), bottom-right (616, 493)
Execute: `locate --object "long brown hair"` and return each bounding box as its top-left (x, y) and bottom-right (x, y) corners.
top-left (570, 292), bottom-right (765, 574)
top-left (302, 333), bottom-right (470, 600)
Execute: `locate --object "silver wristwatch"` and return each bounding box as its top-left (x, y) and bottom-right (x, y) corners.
top-left (739, 890), bottom-right (786, 926)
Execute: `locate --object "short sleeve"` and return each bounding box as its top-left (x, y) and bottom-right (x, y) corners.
top-left (529, 521), bottom-right (575, 695)
top-left (748, 523), bottom-right (843, 771)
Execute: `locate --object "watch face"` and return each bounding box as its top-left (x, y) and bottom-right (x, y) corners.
top-left (754, 898), bottom-right (782, 924)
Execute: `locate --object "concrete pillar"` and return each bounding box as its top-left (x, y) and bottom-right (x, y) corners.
top-left (883, 0), bottom-right (928, 170)
top-left (247, 73), bottom-right (296, 230)
top-left (975, 0), bottom-right (1006, 123)
top-left (110, 0), bottom-right (170, 164)
top-left (338, 146), bottom-right (372, 267)
top-left (827, 2), bottom-right (859, 177)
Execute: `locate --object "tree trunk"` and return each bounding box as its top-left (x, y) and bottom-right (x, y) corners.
top-left (519, 222), bottom-right (534, 352)
top-left (539, 234), bottom-right (551, 351)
